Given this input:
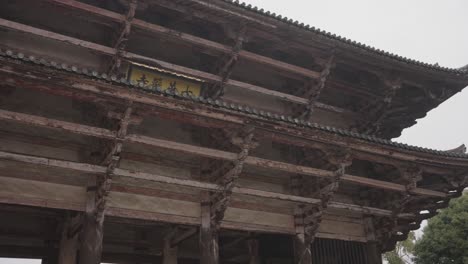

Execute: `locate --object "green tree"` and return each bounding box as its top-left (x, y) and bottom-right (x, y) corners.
top-left (413, 192), bottom-right (468, 264)
top-left (383, 231), bottom-right (415, 264)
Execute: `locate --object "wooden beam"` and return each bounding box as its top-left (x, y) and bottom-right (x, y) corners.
top-left (0, 149), bottom-right (416, 219)
top-left (4, 60), bottom-right (462, 173)
top-left (44, 0), bottom-right (320, 78)
top-left (0, 109), bottom-right (116, 139)
top-left (79, 104), bottom-right (133, 264)
top-left (0, 15), bottom-right (347, 114)
top-left (0, 109), bottom-right (447, 198)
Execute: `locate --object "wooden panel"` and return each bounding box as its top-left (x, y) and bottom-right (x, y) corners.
top-left (318, 219), bottom-right (365, 238)
top-left (108, 191), bottom-right (201, 218)
top-left (0, 176), bottom-right (86, 207)
top-left (224, 207), bottom-right (294, 230)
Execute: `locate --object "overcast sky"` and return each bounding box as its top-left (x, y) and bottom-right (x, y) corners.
top-left (1, 0), bottom-right (467, 263)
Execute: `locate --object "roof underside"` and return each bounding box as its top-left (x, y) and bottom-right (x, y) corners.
top-left (1, 49), bottom-right (467, 159)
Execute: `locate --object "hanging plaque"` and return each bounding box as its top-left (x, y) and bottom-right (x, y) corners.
top-left (128, 65), bottom-right (202, 96)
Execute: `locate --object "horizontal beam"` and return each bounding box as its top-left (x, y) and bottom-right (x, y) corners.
top-left (0, 109), bottom-right (446, 198)
top-left (0, 150), bottom-right (414, 219)
top-left (0, 15), bottom-right (352, 115)
top-left (47, 0), bottom-right (320, 78)
top-left (3, 61), bottom-right (463, 171)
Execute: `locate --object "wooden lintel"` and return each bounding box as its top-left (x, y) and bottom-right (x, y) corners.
top-left (0, 149), bottom-right (417, 219)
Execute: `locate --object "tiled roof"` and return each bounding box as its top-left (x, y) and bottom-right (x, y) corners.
top-left (218, 0), bottom-right (468, 75)
top-left (1, 48), bottom-right (467, 159)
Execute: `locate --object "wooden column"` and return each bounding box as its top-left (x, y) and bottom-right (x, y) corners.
top-left (42, 241), bottom-right (58, 264)
top-left (58, 213), bottom-right (81, 264)
top-left (79, 177), bottom-right (102, 264)
top-left (247, 237), bottom-right (261, 264)
top-left (366, 242), bottom-right (383, 264)
top-left (291, 175), bottom-right (312, 264)
top-left (293, 211), bottom-right (312, 264)
top-left (200, 193), bottom-right (219, 264)
top-left (79, 104), bottom-right (133, 264)
top-left (163, 238), bottom-right (178, 264)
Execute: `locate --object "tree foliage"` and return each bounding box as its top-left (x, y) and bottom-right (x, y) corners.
top-left (383, 231), bottom-right (415, 264)
top-left (413, 192), bottom-right (468, 264)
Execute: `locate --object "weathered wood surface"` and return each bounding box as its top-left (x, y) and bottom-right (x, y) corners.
top-left (200, 193), bottom-right (219, 264)
top-left (58, 213), bottom-right (81, 264)
top-left (79, 177), bottom-right (102, 264)
top-left (1, 66), bottom-right (465, 171)
top-left (0, 109), bottom-right (449, 198)
top-left (0, 150), bottom-right (421, 219)
top-left (46, 0), bottom-right (321, 78)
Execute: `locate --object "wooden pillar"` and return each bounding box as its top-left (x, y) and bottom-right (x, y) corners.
top-left (200, 193), bottom-right (219, 264)
top-left (247, 237), bottom-right (261, 264)
top-left (366, 242), bottom-right (383, 264)
top-left (291, 174), bottom-right (311, 264)
top-left (42, 240), bottom-right (58, 264)
top-left (163, 237), bottom-right (178, 264)
top-left (79, 177), bottom-right (103, 264)
top-left (293, 225), bottom-right (312, 264)
top-left (58, 213), bottom-right (81, 264)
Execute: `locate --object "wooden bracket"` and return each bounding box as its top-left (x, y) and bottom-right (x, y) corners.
top-left (210, 126), bottom-right (257, 229)
top-left (355, 77), bottom-right (402, 135)
top-left (294, 148), bottom-right (353, 246)
top-left (211, 24), bottom-right (248, 98)
top-left (400, 165), bottom-right (423, 192)
top-left (108, 0), bottom-right (138, 76)
top-left (95, 102), bottom-right (134, 223)
top-left (298, 53), bottom-right (335, 119)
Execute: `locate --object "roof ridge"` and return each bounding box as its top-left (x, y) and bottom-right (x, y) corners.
top-left (217, 0), bottom-right (468, 75)
top-left (1, 48), bottom-right (467, 159)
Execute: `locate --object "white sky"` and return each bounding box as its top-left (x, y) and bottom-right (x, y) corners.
top-left (1, 0), bottom-right (467, 263)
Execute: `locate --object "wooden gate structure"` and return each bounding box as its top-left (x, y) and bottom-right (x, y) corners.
top-left (0, 0), bottom-right (467, 263)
